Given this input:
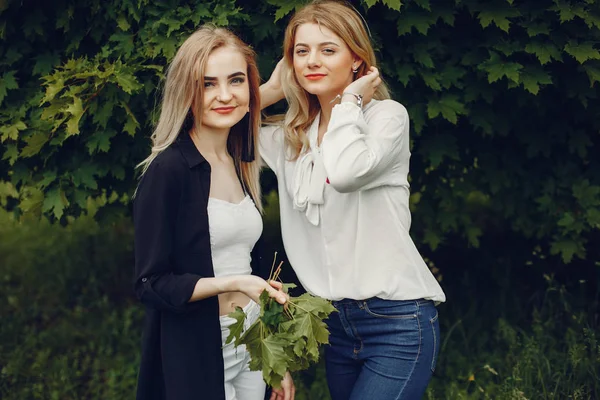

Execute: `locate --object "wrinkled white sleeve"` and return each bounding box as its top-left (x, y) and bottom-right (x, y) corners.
top-left (259, 124), bottom-right (284, 175)
top-left (321, 101), bottom-right (408, 193)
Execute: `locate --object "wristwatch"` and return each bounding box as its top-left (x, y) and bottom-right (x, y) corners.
top-left (342, 92), bottom-right (363, 108)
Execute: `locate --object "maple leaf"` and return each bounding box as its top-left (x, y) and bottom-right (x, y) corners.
top-left (86, 129), bottom-right (115, 154)
top-left (382, 0), bottom-right (401, 11)
top-left (0, 121), bottom-right (27, 143)
top-left (65, 96), bottom-right (84, 136)
top-left (293, 293), bottom-right (337, 318)
top-left (550, 237), bottom-right (585, 263)
top-left (564, 41), bottom-right (600, 64)
top-left (520, 67), bottom-right (553, 95)
top-left (259, 290), bottom-right (286, 328)
top-left (282, 283), bottom-right (297, 294)
top-left (226, 282), bottom-right (336, 388)
top-left (32, 52), bottom-right (60, 76)
top-left (396, 64), bottom-right (416, 86)
top-left (479, 52), bottom-right (523, 84)
top-left (281, 308), bottom-right (329, 359)
top-left (478, 6), bottom-right (520, 33)
top-left (0, 70), bottom-right (19, 106)
top-left (20, 133), bottom-right (49, 158)
top-left (427, 95), bottom-right (466, 125)
top-left (292, 336), bottom-right (306, 357)
top-left (363, 0), bottom-right (377, 8)
top-left (19, 187), bottom-right (44, 216)
top-left (582, 62), bottom-right (600, 87)
top-left (525, 22), bottom-right (550, 37)
top-left (247, 331), bottom-right (290, 386)
top-left (241, 321), bottom-right (265, 369)
top-left (42, 188), bottom-right (69, 220)
top-left (2, 144), bottom-right (19, 166)
top-left (225, 306), bottom-right (246, 346)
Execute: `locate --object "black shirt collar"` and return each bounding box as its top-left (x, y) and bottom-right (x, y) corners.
top-left (176, 132), bottom-right (207, 169)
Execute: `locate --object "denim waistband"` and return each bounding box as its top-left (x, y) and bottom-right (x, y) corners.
top-left (331, 297), bottom-right (434, 308)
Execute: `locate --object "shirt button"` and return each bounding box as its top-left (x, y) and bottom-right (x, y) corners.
top-left (141, 277), bottom-right (148, 282)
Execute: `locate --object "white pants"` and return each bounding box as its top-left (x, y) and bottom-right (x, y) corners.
top-left (220, 300), bottom-right (266, 400)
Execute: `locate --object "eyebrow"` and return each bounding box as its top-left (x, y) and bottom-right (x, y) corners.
top-left (204, 71), bottom-right (246, 81)
top-left (295, 42), bottom-right (340, 48)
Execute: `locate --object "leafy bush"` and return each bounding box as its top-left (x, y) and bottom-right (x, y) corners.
top-left (1, 210), bottom-right (598, 399)
top-left (430, 275), bottom-right (599, 399)
top-left (1, 0), bottom-right (599, 265)
top-left (0, 210), bottom-right (142, 399)
top-left (1, 0), bottom-right (599, 398)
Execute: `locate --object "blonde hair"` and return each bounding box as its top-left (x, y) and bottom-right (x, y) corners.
top-left (138, 25), bottom-right (262, 210)
top-left (280, 0), bottom-right (390, 160)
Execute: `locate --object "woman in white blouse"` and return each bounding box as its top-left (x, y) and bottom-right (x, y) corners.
top-left (259, 1), bottom-right (446, 399)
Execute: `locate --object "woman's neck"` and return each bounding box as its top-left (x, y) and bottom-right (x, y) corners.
top-left (316, 93), bottom-right (338, 138)
top-left (190, 125), bottom-right (230, 162)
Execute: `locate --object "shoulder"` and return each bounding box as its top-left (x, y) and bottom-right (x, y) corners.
top-left (155, 144), bottom-right (188, 171)
top-left (364, 99), bottom-right (408, 122)
top-left (259, 123), bottom-right (286, 154)
top-left (146, 145), bottom-right (187, 177)
top-left (260, 123), bottom-right (285, 141)
top-left (136, 145), bottom-right (187, 195)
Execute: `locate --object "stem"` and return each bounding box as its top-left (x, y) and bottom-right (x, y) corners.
top-left (288, 300), bottom-right (311, 314)
top-left (273, 261), bottom-right (284, 281)
top-left (268, 252), bottom-right (278, 281)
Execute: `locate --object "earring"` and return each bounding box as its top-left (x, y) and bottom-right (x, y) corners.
top-left (352, 66), bottom-right (358, 74)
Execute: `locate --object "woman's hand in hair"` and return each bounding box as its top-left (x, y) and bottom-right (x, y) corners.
top-left (260, 59), bottom-right (286, 110)
top-left (342, 66), bottom-right (382, 106)
top-left (270, 371), bottom-right (295, 400)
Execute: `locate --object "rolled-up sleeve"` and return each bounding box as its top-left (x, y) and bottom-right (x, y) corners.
top-left (133, 160), bottom-right (202, 313)
top-left (321, 101), bottom-right (408, 193)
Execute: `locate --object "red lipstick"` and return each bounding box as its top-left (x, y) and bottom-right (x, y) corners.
top-left (213, 106), bottom-right (236, 114)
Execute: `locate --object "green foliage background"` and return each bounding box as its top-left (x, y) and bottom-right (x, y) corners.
top-left (1, 0), bottom-right (599, 398)
top-left (1, 0), bottom-right (599, 262)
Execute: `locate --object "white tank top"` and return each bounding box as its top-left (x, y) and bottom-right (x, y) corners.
top-left (207, 195), bottom-right (263, 277)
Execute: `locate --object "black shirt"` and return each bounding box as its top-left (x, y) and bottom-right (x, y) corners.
top-left (133, 133), bottom-right (267, 400)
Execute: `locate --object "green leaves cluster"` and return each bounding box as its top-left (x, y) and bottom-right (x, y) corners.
top-left (225, 286), bottom-right (336, 388)
top-left (0, 0), bottom-right (247, 221)
top-left (360, 0), bottom-right (600, 265)
top-left (1, 0), bottom-right (599, 266)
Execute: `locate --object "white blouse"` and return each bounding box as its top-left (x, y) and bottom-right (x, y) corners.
top-left (260, 99), bottom-right (446, 303)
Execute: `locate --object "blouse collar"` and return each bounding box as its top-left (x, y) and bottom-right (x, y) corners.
top-left (291, 113), bottom-right (327, 226)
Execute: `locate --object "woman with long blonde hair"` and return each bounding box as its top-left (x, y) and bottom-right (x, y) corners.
top-left (259, 1), bottom-right (445, 398)
top-left (134, 25), bottom-right (294, 400)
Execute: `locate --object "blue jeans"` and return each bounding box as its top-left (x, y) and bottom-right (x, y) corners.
top-left (325, 298), bottom-right (440, 400)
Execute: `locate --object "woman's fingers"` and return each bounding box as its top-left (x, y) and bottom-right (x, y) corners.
top-left (266, 286), bottom-right (288, 304)
top-left (373, 77), bottom-right (382, 90)
top-left (281, 372), bottom-right (295, 400)
top-left (367, 68), bottom-right (379, 81)
top-left (271, 387), bottom-right (283, 400)
top-left (268, 280), bottom-right (283, 290)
